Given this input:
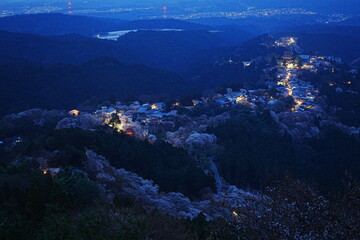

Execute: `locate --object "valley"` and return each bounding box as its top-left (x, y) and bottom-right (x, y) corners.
top-left (1, 8), bottom-right (360, 240)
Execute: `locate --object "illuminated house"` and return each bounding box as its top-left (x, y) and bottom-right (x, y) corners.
top-left (236, 95), bottom-right (248, 104)
top-left (102, 107), bottom-right (116, 117)
top-left (192, 100), bottom-right (202, 106)
top-left (282, 51), bottom-right (294, 64)
top-left (242, 61), bottom-right (253, 68)
top-left (42, 168), bottom-right (61, 176)
top-left (226, 91), bottom-right (247, 103)
top-left (151, 102), bottom-right (165, 110)
top-left (69, 109), bottom-right (80, 116)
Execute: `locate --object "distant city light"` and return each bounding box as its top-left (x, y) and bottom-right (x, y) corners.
top-left (163, 6), bottom-right (167, 18)
top-left (151, 104), bottom-right (159, 110)
top-left (232, 211), bottom-right (238, 217)
top-left (68, 1), bottom-right (73, 14)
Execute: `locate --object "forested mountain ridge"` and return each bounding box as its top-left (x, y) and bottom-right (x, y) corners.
top-left (0, 13), bottom-right (127, 36)
top-left (0, 30), bottom-right (138, 65)
top-left (0, 57), bottom-right (190, 117)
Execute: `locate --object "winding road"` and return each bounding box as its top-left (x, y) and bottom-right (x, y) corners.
top-left (208, 157), bottom-right (222, 192)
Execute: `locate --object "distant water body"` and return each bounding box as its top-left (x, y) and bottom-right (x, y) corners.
top-left (95, 29), bottom-right (221, 41)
